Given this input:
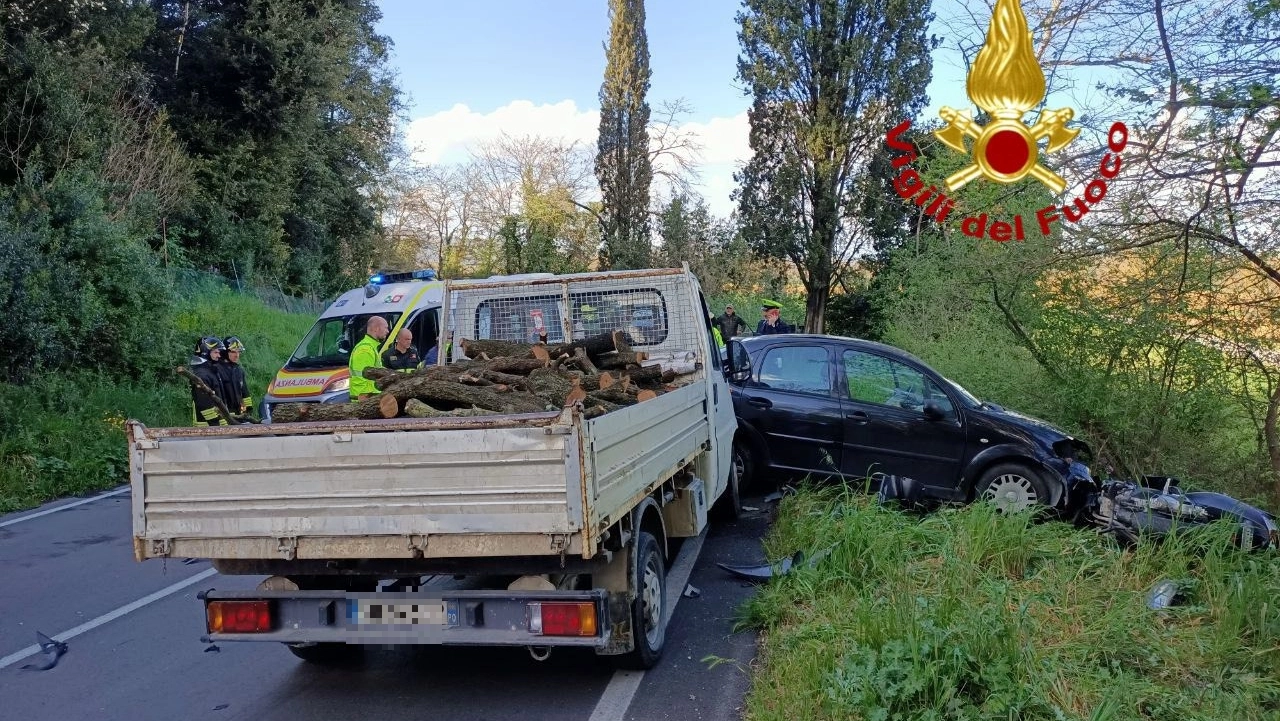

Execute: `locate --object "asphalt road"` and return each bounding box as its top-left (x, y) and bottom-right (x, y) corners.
top-left (0, 488), bottom-right (772, 721)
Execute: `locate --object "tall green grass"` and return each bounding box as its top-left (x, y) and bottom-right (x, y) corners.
top-left (0, 287), bottom-right (314, 512)
top-left (741, 486), bottom-right (1280, 720)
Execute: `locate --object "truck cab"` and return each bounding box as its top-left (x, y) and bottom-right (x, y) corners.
top-left (260, 269), bottom-right (443, 421)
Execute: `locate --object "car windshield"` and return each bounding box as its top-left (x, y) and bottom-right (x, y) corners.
top-left (286, 312), bottom-right (401, 369)
top-left (946, 378), bottom-right (983, 408)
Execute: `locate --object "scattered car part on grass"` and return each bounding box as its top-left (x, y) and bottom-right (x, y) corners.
top-left (1146, 579), bottom-right (1189, 610)
top-left (682, 584), bottom-right (701, 599)
top-left (717, 546), bottom-right (835, 583)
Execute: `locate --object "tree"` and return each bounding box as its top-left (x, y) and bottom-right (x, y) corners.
top-left (138, 0), bottom-right (401, 296)
top-left (734, 0), bottom-right (936, 332)
top-left (595, 0), bottom-right (653, 270)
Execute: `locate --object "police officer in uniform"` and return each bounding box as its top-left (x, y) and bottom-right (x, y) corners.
top-left (382, 329), bottom-right (421, 372)
top-left (221, 336), bottom-right (253, 420)
top-left (756, 299), bottom-right (795, 335)
top-left (191, 336), bottom-right (230, 426)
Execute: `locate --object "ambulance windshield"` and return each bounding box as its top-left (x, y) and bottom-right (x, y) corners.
top-left (286, 312), bottom-right (401, 369)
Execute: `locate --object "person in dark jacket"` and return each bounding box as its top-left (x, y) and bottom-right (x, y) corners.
top-left (715, 304), bottom-right (748, 340)
top-left (191, 336), bottom-right (230, 427)
top-left (756, 299), bottom-right (795, 335)
top-left (382, 328), bottom-right (421, 372)
top-left (220, 336), bottom-right (253, 419)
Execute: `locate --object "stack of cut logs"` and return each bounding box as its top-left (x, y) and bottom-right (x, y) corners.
top-left (271, 330), bottom-right (697, 423)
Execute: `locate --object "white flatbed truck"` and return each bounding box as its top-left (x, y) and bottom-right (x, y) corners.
top-left (127, 267), bottom-right (740, 668)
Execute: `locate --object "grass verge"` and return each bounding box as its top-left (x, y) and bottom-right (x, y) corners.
top-left (739, 485), bottom-right (1280, 720)
top-left (0, 288), bottom-right (314, 512)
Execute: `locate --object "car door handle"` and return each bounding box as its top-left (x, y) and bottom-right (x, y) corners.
top-left (848, 410), bottom-right (869, 425)
top-left (747, 397), bottom-right (773, 409)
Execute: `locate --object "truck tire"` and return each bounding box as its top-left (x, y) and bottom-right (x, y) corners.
top-left (974, 463), bottom-right (1051, 513)
top-left (711, 463), bottom-right (742, 521)
top-left (614, 531), bottom-right (666, 670)
top-left (286, 642), bottom-right (362, 665)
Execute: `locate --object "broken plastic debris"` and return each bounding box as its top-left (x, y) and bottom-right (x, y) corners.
top-left (1146, 579), bottom-right (1184, 610)
top-left (682, 584), bottom-right (701, 598)
top-left (717, 546), bottom-right (835, 582)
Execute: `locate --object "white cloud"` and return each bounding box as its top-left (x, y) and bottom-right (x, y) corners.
top-left (403, 100), bottom-right (751, 218)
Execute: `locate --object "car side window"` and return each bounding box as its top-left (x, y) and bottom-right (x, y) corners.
top-left (758, 345), bottom-right (831, 396)
top-left (843, 349), bottom-right (953, 417)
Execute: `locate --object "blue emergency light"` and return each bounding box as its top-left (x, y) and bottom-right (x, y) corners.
top-left (367, 268), bottom-right (436, 285)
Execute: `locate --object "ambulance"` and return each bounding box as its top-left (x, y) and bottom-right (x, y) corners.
top-left (259, 269), bottom-right (444, 422)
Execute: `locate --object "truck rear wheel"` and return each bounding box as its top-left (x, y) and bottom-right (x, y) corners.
top-left (614, 531), bottom-right (665, 670)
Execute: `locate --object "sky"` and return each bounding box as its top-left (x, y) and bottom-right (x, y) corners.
top-left (373, 0), bottom-right (979, 218)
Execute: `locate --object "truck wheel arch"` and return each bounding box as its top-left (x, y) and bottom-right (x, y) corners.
top-left (634, 496), bottom-right (667, 561)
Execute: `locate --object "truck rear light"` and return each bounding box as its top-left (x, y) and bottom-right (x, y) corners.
top-left (207, 600), bottom-right (273, 633)
top-left (528, 602), bottom-right (597, 637)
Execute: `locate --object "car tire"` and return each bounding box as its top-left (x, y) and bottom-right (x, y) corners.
top-left (613, 531), bottom-right (666, 670)
top-left (974, 463), bottom-right (1051, 513)
top-left (733, 440), bottom-right (758, 492)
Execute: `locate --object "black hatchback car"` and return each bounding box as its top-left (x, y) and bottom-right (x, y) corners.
top-left (725, 334), bottom-right (1094, 512)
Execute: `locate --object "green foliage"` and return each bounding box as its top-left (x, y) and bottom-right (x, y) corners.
top-left (742, 487), bottom-right (1280, 721)
top-left (596, 0), bottom-right (653, 270)
top-left (0, 175), bottom-right (177, 382)
top-left (0, 288), bottom-right (314, 512)
top-left (734, 0), bottom-right (937, 331)
top-left (136, 0), bottom-right (400, 296)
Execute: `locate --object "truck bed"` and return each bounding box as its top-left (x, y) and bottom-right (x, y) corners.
top-left (130, 384), bottom-right (708, 563)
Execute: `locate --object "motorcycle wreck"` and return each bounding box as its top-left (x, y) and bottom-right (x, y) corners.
top-left (874, 449), bottom-right (1278, 553)
top-left (1080, 474), bottom-right (1279, 551)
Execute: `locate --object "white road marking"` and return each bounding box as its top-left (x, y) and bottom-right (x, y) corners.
top-left (588, 529), bottom-right (708, 721)
top-left (0, 487), bottom-right (130, 529)
top-left (0, 567), bottom-right (218, 670)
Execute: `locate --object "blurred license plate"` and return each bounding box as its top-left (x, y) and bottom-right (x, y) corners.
top-left (351, 600), bottom-right (446, 625)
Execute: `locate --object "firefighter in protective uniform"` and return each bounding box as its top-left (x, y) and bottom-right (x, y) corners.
top-left (191, 336), bottom-right (231, 426)
top-left (220, 336), bottom-right (253, 419)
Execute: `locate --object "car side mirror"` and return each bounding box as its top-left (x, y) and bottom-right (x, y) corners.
top-left (922, 400), bottom-right (946, 421)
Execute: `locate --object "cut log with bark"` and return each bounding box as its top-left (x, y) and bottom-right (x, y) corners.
top-left (403, 398), bottom-right (497, 418)
top-left (598, 352), bottom-right (649, 370)
top-left (485, 357), bottom-right (550, 375)
top-left (525, 368), bottom-right (575, 406)
top-left (620, 365), bottom-right (665, 387)
top-left (564, 379), bottom-right (588, 407)
top-left (385, 378), bottom-right (550, 414)
top-left (547, 331), bottom-right (630, 361)
top-left (589, 388), bottom-right (639, 406)
top-left (363, 367), bottom-right (402, 385)
top-left (271, 396), bottom-right (391, 422)
top-left (636, 390), bottom-right (658, 402)
top-left (459, 338), bottom-right (536, 360)
top-left (378, 394), bottom-right (400, 418)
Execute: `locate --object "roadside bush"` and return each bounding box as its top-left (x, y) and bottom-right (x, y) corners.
top-left (0, 176), bottom-right (177, 383)
top-left (0, 288), bottom-right (314, 512)
top-left (742, 487), bottom-right (1280, 721)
